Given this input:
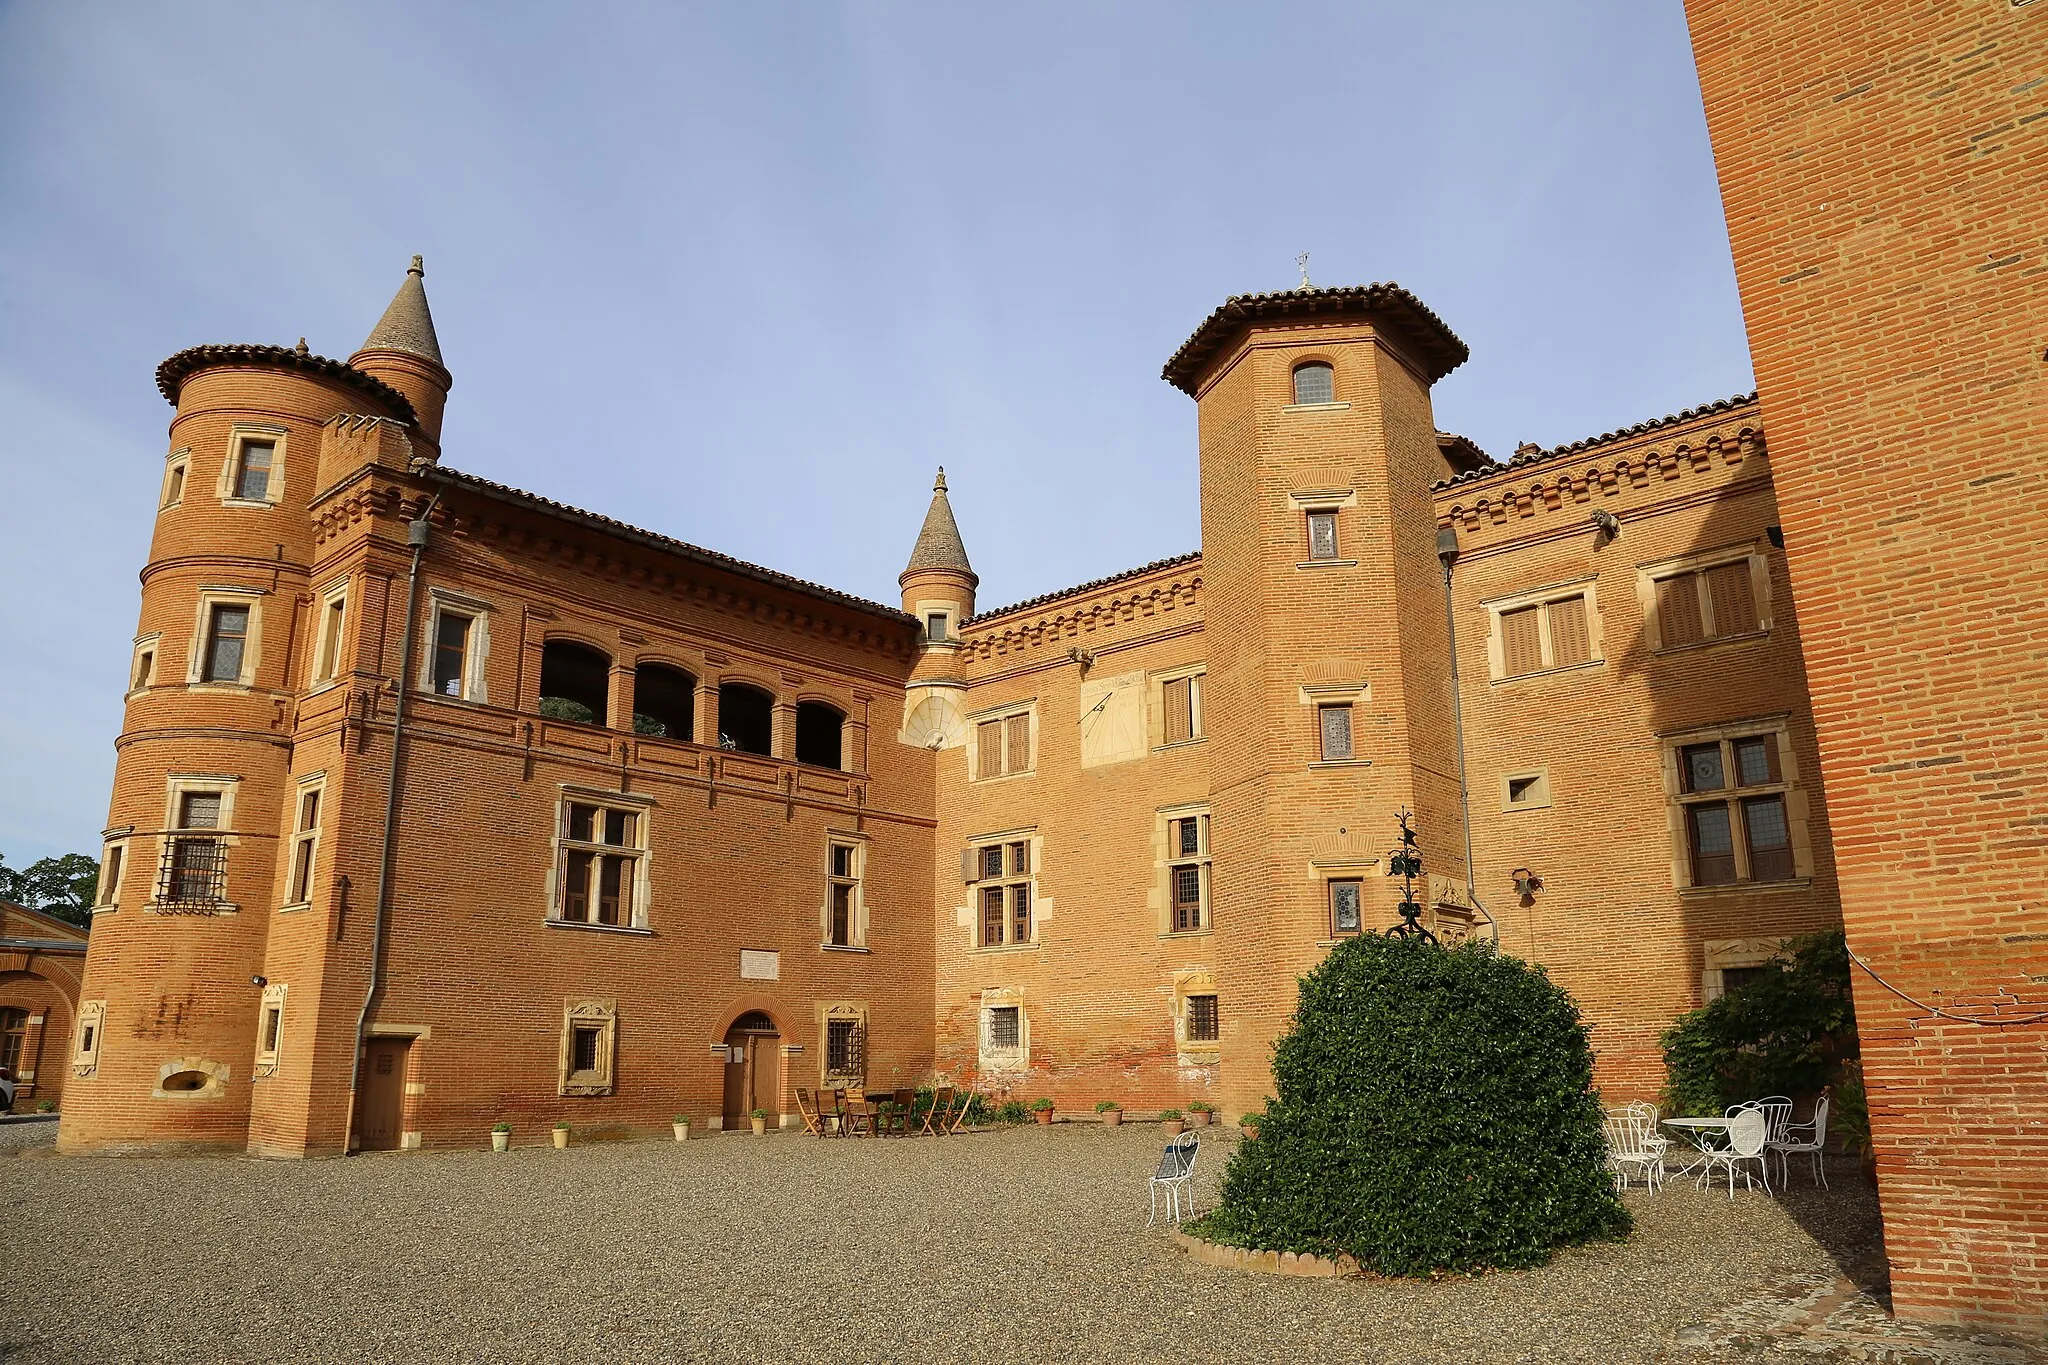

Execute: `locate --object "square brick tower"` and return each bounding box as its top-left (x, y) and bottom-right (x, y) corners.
top-left (1163, 285), bottom-right (1474, 1114)
top-left (1686, 0), bottom-right (2048, 1334)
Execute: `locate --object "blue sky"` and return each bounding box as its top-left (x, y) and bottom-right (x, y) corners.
top-left (0, 2), bottom-right (1750, 863)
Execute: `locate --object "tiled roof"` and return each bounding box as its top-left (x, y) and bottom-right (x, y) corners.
top-left (155, 344), bottom-right (418, 424)
top-left (417, 466), bottom-right (917, 626)
top-left (966, 551), bottom-right (1202, 625)
top-left (1433, 392), bottom-right (1760, 491)
top-left (1436, 432), bottom-right (1491, 476)
top-left (1162, 283), bottom-right (1470, 394)
top-left (356, 255), bottom-right (444, 367)
top-left (901, 468), bottom-right (976, 582)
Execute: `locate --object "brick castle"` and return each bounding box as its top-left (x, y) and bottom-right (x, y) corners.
top-left (30, 0), bottom-right (2045, 1334)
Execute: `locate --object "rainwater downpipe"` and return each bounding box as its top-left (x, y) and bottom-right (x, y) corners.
top-left (345, 484), bottom-right (441, 1149)
top-left (1437, 524), bottom-right (1499, 943)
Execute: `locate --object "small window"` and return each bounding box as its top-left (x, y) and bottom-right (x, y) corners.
top-left (431, 611), bottom-right (474, 697)
top-left (541, 641), bottom-right (613, 727)
top-left (1719, 965), bottom-right (1767, 995)
top-left (570, 1026), bottom-right (601, 1075)
top-left (1504, 770), bottom-right (1551, 810)
top-left (132, 649), bottom-right (155, 691)
top-left (98, 844), bottom-right (124, 906)
top-left (1186, 994), bottom-right (1219, 1043)
top-left (203, 603), bottom-right (250, 683)
top-left (1306, 509), bottom-right (1340, 561)
top-left (286, 787), bottom-right (321, 906)
top-left (261, 1006), bottom-right (282, 1055)
top-left (795, 702), bottom-right (845, 770)
top-left (986, 1005), bottom-right (1021, 1050)
top-left (716, 682), bottom-right (775, 755)
top-left (1318, 703), bottom-right (1354, 761)
top-left (1161, 674), bottom-right (1202, 744)
top-left (161, 459), bottom-right (188, 508)
top-left (1292, 362), bottom-right (1334, 405)
top-left (559, 1003), bottom-right (619, 1095)
top-left (1166, 811), bottom-right (1212, 934)
top-left (232, 439), bottom-right (276, 501)
top-left (1329, 878), bottom-right (1363, 936)
top-left (313, 593), bottom-right (347, 683)
top-left (974, 710), bottom-right (1033, 780)
top-left (557, 799), bottom-right (644, 927)
top-left (826, 841), bottom-right (861, 947)
top-left (926, 613), bottom-right (949, 643)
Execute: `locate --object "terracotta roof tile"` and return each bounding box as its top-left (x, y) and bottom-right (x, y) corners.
top-left (1162, 283), bottom-right (1470, 394)
top-left (966, 551), bottom-right (1201, 625)
top-left (155, 344), bottom-right (418, 425)
top-left (1433, 391), bottom-right (1760, 491)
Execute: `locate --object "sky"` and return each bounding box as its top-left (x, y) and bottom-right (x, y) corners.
top-left (0, 2), bottom-right (1752, 864)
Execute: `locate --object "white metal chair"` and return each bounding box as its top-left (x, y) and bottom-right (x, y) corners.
top-left (1698, 1104), bottom-right (1772, 1198)
top-left (1602, 1106), bottom-right (1666, 1193)
top-left (1772, 1096), bottom-right (1831, 1188)
top-left (1146, 1132), bottom-right (1201, 1227)
top-left (1753, 1095), bottom-right (1794, 1154)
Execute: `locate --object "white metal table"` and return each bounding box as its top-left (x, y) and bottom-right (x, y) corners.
top-left (1662, 1117), bottom-right (1735, 1184)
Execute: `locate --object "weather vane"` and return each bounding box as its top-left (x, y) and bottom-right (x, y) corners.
top-left (1296, 252), bottom-right (1312, 289)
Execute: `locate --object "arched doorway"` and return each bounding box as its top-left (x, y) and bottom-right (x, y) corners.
top-left (721, 1010), bottom-right (782, 1129)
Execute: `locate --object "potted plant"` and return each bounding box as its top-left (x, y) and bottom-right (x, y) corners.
top-left (1159, 1107), bottom-right (1185, 1136)
top-left (1029, 1097), bottom-right (1056, 1126)
top-left (552, 1121), bottom-right (571, 1149)
top-left (750, 1107), bottom-right (769, 1137)
top-left (1188, 1100), bottom-right (1216, 1127)
top-left (672, 1113), bottom-right (691, 1142)
top-left (490, 1121), bottom-right (512, 1153)
top-left (1095, 1099), bottom-right (1123, 1128)
top-left (1239, 1111), bottom-right (1262, 1139)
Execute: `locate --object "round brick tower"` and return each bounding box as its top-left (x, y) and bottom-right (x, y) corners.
top-left (59, 271), bottom-right (423, 1154)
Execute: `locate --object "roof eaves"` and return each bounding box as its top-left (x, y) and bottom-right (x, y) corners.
top-left (417, 466), bottom-right (917, 627)
top-left (1432, 392), bottom-right (1761, 492)
top-left (1161, 283), bottom-right (1470, 395)
top-left (965, 551), bottom-right (1202, 625)
top-left (155, 344), bottom-right (418, 425)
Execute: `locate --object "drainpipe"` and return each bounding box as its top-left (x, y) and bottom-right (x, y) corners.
top-left (1437, 525), bottom-right (1499, 943)
top-left (344, 484), bottom-right (441, 1150)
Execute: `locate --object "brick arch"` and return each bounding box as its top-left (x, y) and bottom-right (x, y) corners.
top-left (0, 963), bottom-right (82, 1113)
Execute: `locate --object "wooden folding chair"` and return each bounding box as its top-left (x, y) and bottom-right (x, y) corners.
top-left (921, 1085), bottom-right (955, 1137)
top-left (794, 1088), bottom-right (828, 1138)
top-left (945, 1080), bottom-right (980, 1135)
top-left (824, 1088), bottom-right (848, 1136)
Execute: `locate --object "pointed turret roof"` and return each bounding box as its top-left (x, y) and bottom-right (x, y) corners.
top-left (901, 467), bottom-right (977, 583)
top-left (357, 255), bottom-right (444, 366)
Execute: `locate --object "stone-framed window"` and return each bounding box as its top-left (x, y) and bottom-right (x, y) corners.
top-left (160, 448), bottom-right (191, 510)
top-left (95, 835), bottom-right (129, 911)
top-left (253, 983), bottom-right (287, 1078)
top-left (1156, 805), bottom-right (1213, 935)
top-left (1701, 938), bottom-right (1789, 1003)
top-left (914, 599), bottom-right (959, 649)
top-left (218, 424), bottom-right (287, 507)
top-left (964, 833), bottom-right (1036, 948)
top-left (559, 999), bottom-right (618, 1096)
top-left (822, 834), bottom-right (867, 949)
top-left (1485, 577), bottom-right (1603, 681)
top-left (308, 578), bottom-right (351, 687)
top-left (152, 774), bottom-right (241, 914)
top-left (282, 776), bottom-right (325, 910)
top-left (978, 990), bottom-right (1027, 1074)
top-left (1301, 679), bottom-right (1370, 767)
top-left (549, 787), bottom-right (653, 931)
top-left (188, 589), bottom-right (265, 688)
top-left (420, 588), bottom-right (492, 702)
top-left (1663, 719), bottom-right (1809, 891)
top-left (1501, 768), bottom-right (1553, 813)
top-left (970, 703), bottom-right (1035, 781)
top-left (1328, 877), bottom-right (1364, 936)
top-left (1174, 971), bottom-right (1221, 1064)
top-left (129, 633), bottom-right (160, 694)
top-left (1152, 665), bottom-right (1207, 748)
top-left (72, 999), bottom-right (106, 1077)
top-left (819, 1003), bottom-right (867, 1089)
top-left (1639, 542), bottom-right (1772, 653)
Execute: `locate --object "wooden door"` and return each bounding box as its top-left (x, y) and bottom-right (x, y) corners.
top-left (357, 1038), bottom-right (409, 1151)
top-left (747, 1034), bottom-right (782, 1120)
top-left (722, 1045), bottom-right (747, 1127)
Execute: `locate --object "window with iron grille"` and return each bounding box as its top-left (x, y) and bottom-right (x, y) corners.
top-left (1166, 811), bottom-right (1211, 933)
top-left (157, 790), bottom-right (228, 910)
top-left (556, 799), bottom-right (646, 928)
top-left (825, 1017), bottom-right (864, 1077)
top-left (1186, 994), bottom-right (1219, 1043)
top-left (826, 841), bottom-right (861, 947)
top-left (967, 838), bottom-right (1033, 947)
top-left (985, 1005), bottom-right (1021, 1050)
top-left (1673, 730), bottom-right (1797, 887)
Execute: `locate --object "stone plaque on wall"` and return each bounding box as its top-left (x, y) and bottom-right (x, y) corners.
top-left (739, 949), bottom-right (780, 981)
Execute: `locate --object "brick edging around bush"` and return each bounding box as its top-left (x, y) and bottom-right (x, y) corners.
top-left (1172, 1230), bottom-right (1358, 1278)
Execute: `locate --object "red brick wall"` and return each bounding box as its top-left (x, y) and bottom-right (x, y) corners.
top-left (1686, 0), bottom-right (2048, 1333)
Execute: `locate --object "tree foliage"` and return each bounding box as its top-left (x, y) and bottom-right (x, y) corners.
top-left (0, 851), bottom-right (98, 928)
top-left (1659, 929), bottom-right (1856, 1117)
top-left (1192, 935), bottom-right (1629, 1276)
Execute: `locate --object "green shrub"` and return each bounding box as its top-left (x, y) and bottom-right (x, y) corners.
top-left (1660, 929), bottom-right (1856, 1117)
top-left (1191, 935), bottom-right (1628, 1276)
top-left (1095, 1100), bottom-right (1121, 1113)
top-left (1158, 1108), bottom-right (1183, 1121)
top-left (539, 695), bottom-right (595, 724)
top-left (992, 1099), bottom-right (1030, 1124)
top-left (1028, 1096), bottom-right (1054, 1112)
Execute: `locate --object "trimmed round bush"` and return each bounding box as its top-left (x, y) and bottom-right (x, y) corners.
top-left (1194, 935), bottom-right (1628, 1276)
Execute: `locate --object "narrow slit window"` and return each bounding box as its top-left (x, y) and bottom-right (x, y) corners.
top-left (315, 596), bottom-right (347, 682)
top-left (287, 788), bottom-right (320, 905)
top-left (1162, 676), bottom-right (1194, 743)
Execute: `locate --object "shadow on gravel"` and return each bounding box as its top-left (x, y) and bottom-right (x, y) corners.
top-left (1768, 1158), bottom-right (1891, 1305)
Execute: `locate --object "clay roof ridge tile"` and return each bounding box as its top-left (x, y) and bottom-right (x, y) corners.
top-left (1432, 391), bottom-right (1760, 492)
top-left (965, 551), bottom-right (1202, 626)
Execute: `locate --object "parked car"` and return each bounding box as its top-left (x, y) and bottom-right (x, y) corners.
top-left (0, 1065), bottom-right (16, 1114)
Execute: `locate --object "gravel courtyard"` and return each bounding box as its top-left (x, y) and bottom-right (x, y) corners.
top-left (1, 1121), bottom-right (1894, 1364)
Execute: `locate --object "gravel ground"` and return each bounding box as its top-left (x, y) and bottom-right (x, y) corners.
top-left (0, 1122), bottom-right (1891, 1364)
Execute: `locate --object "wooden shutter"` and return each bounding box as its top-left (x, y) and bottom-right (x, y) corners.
top-left (1500, 605), bottom-right (1544, 676)
top-left (961, 847), bottom-right (979, 883)
top-left (1546, 596), bottom-right (1590, 667)
top-left (1656, 574), bottom-right (1705, 648)
top-left (977, 719), bottom-right (1003, 778)
top-left (1006, 713), bottom-right (1030, 773)
top-left (1704, 560), bottom-right (1758, 638)
top-left (1162, 677), bottom-right (1192, 743)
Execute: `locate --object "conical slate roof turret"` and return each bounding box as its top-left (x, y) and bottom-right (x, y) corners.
top-left (900, 467), bottom-right (977, 585)
top-left (357, 255), bottom-right (444, 366)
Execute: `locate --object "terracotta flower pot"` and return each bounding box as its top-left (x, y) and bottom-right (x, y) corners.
top-left (1191, 1110), bottom-right (1214, 1127)
top-left (1239, 1121), bottom-right (1260, 1140)
top-left (490, 1131), bottom-right (511, 1152)
top-left (751, 1116), bottom-right (768, 1136)
top-left (1034, 1109), bottom-right (1054, 1125)
top-left (1162, 1119), bottom-right (1186, 1136)
top-left (672, 1122), bottom-right (690, 1142)
top-left (1102, 1109), bottom-right (1123, 1127)
top-left (552, 1127), bottom-right (570, 1149)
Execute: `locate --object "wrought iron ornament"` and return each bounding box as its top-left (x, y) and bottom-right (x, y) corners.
top-left (1384, 809), bottom-right (1439, 944)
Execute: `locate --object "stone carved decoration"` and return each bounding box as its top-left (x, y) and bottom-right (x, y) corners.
top-left (558, 998), bottom-right (617, 1097)
top-left (72, 999), bottom-right (106, 1078)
